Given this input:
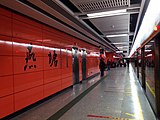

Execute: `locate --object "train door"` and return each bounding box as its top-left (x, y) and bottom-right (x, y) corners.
top-left (72, 47), bottom-right (79, 84)
top-left (82, 49), bottom-right (86, 80)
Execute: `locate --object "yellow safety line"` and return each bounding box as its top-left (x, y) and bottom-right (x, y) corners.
top-left (139, 74), bottom-right (155, 97)
top-left (135, 95), bottom-right (144, 120)
top-left (130, 70), bottom-right (144, 120)
top-left (146, 82), bottom-right (155, 97)
top-left (125, 113), bottom-right (135, 117)
top-left (112, 118), bottom-right (135, 120)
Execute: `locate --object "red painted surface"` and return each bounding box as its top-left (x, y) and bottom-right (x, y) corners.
top-left (0, 95), bottom-right (14, 118)
top-left (0, 36), bottom-right (12, 56)
top-left (86, 55), bottom-right (99, 78)
top-left (13, 19), bottom-right (42, 41)
top-left (0, 56), bottom-right (13, 76)
top-left (0, 7), bottom-right (11, 17)
top-left (13, 13), bottom-right (42, 28)
top-left (44, 80), bottom-right (61, 97)
top-left (13, 56), bottom-right (43, 74)
top-left (13, 38), bottom-right (43, 57)
top-left (0, 6), bottom-right (100, 118)
top-left (0, 14), bottom-right (12, 36)
top-left (14, 71), bottom-right (43, 93)
top-left (0, 76), bottom-right (13, 97)
top-left (44, 69), bottom-right (61, 83)
top-left (61, 76), bottom-right (73, 90)
top-left (14, 86), bottom-right (43, 111)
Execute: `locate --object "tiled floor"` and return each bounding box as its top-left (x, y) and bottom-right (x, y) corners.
top-left (58, 65), bottom-right (155, 120)
top-left (10, 65), bottom-right (156, 120)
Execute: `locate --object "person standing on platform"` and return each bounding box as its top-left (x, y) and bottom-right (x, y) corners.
top-left (107, 59), bottom-right (111, 70)
top-left (99, 58), bottom-right (106, 77)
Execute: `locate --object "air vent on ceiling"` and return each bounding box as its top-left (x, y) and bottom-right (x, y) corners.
top-left (77, 0), bottom-right (129, 12)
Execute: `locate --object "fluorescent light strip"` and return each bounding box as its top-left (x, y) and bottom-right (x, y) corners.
top-left (113, 42), bottom-right (128, 45)
top-left (88, 13), bottom-right (127, 18)
top-left (87, 9), bottom-right (127, 18)
top-left (106, 34), bottom-right (128, 37)
top-left (117, 47), bottom-right (124, 49)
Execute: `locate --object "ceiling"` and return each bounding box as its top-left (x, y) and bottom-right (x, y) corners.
top-left (0, 0), bottom-right (142, 56)
top-left (59, 0), bottom-right (141, 56)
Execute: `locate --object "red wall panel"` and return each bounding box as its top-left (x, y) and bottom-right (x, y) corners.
top-left (0, 6), bottom-right (100, 118)
top-left (13, 13), bottom-right (42, 28)
top-left (44, 80), bottom-right (61, 97)
top-left (0, 7), bottom-right (11, 17)
top-left (0, 14), bottom-right (12, 36)
top-left (44, 69), bottom-right (61, 84)
top-left (86, 56), bottom-right (99, 78)
top-left (14, 86), bottom-right (43, 111)
top-left (43, 31), bottom-right (62, 47)
top-left (13, 38), bottom-right (43, 57)
top-left (0, 95), bottom-right (14, 119)
top-left (13, 19), bottom-right (42, 41)
top-left (61, 50), bottom-right (72, 86)
top-left (0, 36), bottom-right (12, 56)
top-left (43, 53), bottom-right (61, 70)
top-left (0, 76), bottom-right (13, 97)
top-left (0, 56), bottom-right (13, 76)
top-left (61, 50), bottom-right (67, 69)
top-left (13, 56), bottom-right (43, 74)
top-left (61, 76), bottom-right (72, 90)
top-left (42, 25), bottom-right (58, 34)
top-left (14, 71), bottom-right (43, 93)
top-left (61, 70), bottom-right (72, 78)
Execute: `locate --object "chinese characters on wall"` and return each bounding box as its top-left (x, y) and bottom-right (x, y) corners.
top-left (48, 50), bottom-right (58, 67)
top-left (24, 43), bottom-right (36, 71)
top-left (24, 43), bottom-right (58, 71)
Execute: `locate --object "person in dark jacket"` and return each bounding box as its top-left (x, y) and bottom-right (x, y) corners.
top-left (106, 59), bottom-right (111, 70)
top-left (99, 58), bottom-right (106, 77)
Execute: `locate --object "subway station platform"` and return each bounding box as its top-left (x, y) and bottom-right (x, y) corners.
top-left (8, 65), bottom-right (155, 120)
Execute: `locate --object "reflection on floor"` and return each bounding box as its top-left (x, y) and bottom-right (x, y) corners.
top-left (10, 65), bottom-right (155, 120)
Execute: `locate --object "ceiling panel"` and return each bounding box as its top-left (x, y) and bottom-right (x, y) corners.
top-left (66, 0), bottom-right (141, 57)
top-left (90, 14), bottom-right (129, 34)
